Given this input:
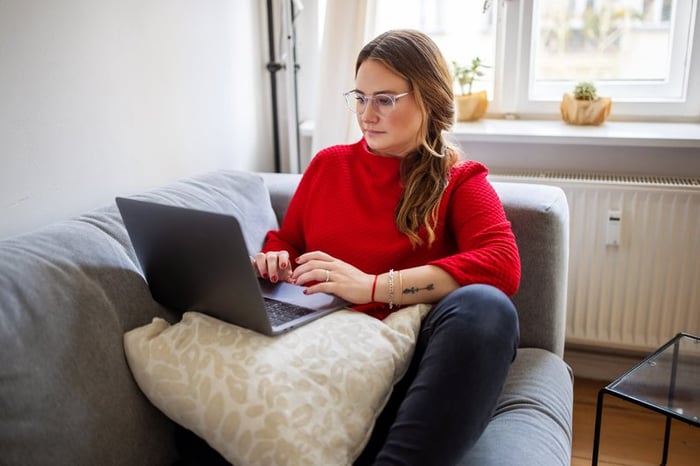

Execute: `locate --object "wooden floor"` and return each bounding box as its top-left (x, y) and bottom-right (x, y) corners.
top-left (572, 378), bottom-right (700, 465)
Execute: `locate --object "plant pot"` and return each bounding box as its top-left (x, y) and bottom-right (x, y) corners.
top-left (455, 90), bottom-right (488, 122)
top-left (560, 93), bottom-right (612, 126)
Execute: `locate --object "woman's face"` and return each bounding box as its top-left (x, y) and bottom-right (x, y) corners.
top-left (353, 59), bottom-right (423, 158)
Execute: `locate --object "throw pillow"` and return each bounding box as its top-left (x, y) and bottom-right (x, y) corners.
top-left (123, 305), bottom-right (430, 466)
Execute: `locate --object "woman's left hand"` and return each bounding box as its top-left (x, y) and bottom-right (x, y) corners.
top-left (291, 251), bottom-right (374, 304)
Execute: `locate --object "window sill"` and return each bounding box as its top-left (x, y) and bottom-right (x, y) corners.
top-left (298, 118), bottom-right (699, 177)
top-left (451, 119), bottom-right (700, 149)
top-left (301, 119), bottom-right (700, 149)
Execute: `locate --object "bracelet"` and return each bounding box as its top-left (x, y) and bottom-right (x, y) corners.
top-left (371, 274), bottom-right (378, 302)
top-left (388, 269), bottom-right (395, 309)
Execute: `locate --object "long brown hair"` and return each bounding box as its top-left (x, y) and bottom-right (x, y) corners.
top-left (355, 29), bottom-right (459, 247)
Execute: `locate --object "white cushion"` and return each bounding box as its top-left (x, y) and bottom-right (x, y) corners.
top-left (123, 305), bottom-right (429, 465)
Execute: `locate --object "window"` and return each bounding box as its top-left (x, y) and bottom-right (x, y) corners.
top-left (371, 0), bottom-right (700, 120)
top-left (373, 0), bottom-right (498, 98)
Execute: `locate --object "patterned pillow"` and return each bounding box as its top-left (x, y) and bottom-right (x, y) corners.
top-left (123, 305), bottom-right (430, 465)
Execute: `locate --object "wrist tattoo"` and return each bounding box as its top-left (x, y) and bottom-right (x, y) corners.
top-left (403, 284), bottom-right (435, 295)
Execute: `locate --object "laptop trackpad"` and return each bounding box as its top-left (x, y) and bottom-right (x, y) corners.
top-left (259, 281), bottom-right (347, 311)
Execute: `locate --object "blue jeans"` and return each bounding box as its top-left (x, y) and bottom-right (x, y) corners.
top-left (354, 284), bottom-right (520, 466)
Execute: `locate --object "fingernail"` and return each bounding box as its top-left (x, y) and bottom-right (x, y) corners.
top-left (303, 288), bottom-right (309, 294)
top-left (271, 275), bottom-right (278, 283)
top-left (261, 272), bottom-right (268, 279)
top-left (280, 263), bottom-right (287, 269)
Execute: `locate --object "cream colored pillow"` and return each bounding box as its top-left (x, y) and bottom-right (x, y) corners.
top-left (123, 305), bottom-right (430, 466)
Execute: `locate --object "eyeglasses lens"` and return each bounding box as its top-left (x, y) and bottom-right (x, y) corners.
top-left (344, 92), bottom-right (396, 116)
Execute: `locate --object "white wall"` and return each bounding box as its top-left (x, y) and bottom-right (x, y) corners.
top-left (456, 141), bottom-right (700, 178)
top-left (0, 0), bottom-right (274, 239)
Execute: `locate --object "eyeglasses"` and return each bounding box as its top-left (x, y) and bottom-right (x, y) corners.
top-left (343, 90), bottom-right (412, 116)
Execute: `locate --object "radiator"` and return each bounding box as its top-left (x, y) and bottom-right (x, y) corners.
top-left (490, 172), bottom-right (700, 352)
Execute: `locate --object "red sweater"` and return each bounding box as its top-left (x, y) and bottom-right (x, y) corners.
top-left (263, 139), bottom-right (521, 319)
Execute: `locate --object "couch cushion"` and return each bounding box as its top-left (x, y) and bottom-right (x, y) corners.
top-left (459, 348), bottom-right (573, 466)
top-left (0, 170), bottom-right (277, 465)
top-left (0, 210), bottom-right (179, 466)
top-left (132, 171), bottom-right (279, 256)
top-left (123, 305), bottom-right (429, 465)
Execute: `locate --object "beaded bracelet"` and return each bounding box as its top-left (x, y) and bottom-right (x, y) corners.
top-left (388, 269), bottom-right (395, 309)
top-left (397, 270), bottom-right (403, 307)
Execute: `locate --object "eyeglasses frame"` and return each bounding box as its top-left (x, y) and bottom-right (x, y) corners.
top-left (343, 90), bottom-right (413, 115)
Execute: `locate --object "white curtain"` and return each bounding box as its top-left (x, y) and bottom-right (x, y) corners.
top-left (309, 0), bottom-right (376, 160)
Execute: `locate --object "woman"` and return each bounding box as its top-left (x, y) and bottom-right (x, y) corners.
top-left (253, 29), bottom-right (520, 465)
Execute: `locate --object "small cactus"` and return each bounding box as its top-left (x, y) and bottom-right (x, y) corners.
top-left (573, 81), bottom-right (598, 101)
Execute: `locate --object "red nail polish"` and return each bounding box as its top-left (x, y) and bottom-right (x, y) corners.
top-left (271, 275), bottom-right (277, 283)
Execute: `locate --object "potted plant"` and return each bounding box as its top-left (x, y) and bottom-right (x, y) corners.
top-left (452, 57), bottom-right (489, 122)
top-left (560, 81), bottom-right (612, 125)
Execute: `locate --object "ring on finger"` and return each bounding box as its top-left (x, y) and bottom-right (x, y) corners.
top-left (325, 270), bottom-right (330, 282)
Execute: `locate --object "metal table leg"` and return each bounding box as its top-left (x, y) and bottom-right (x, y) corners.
top-left (661, 416), bottom-right (672, 465)
top-left (591, 389), bottom-right (606, 465)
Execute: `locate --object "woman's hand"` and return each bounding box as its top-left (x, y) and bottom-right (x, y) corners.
top-left (251, 251), bottom-right (293, 283)
top-left (292, 251), bottom-right (374, 305)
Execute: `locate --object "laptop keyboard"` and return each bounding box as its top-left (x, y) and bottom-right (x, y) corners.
top-left (263, 297), bottom-right (315, 327)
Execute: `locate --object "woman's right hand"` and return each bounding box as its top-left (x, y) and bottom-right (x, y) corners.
top-left (251, 251), bottom-right (293, 284)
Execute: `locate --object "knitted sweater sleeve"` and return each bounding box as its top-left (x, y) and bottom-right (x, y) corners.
top-left (428, 163), bottom-right (521, 296)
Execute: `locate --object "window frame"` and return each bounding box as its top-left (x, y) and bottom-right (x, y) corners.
top-left (490, 0), bottom-right (700, 120)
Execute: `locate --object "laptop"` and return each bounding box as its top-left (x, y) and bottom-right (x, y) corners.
top-left (116, 197), bottom-right (347, 336)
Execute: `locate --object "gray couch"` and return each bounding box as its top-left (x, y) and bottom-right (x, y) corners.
top-left (0, 170), bottom-right (573, 465)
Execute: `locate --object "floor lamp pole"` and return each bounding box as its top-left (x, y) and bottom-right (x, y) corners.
top-left (265, 0), bottom-right (282, 173)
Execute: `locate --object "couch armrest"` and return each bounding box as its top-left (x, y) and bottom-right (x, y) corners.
top-left (492, 182), bottom-right (570, 357)
top-left (259, 173), bottom-right (570, 357)
top-left (259, 172), bottom-right (303, 227)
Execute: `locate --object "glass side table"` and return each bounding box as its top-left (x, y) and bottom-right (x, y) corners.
top-left (591, 332), bottom-right (700, 465)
